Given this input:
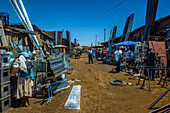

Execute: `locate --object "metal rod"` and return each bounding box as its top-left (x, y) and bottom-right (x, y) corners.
top-left (19, 0), bottom-right (34, 31)
top-left (149, 87), bottom-right (170, 109)
top-left (18, 0), bottom-right (45, 56)
top-left (10, 0), bottom-right (45, 56)
top-left (140, 67), bottom-right (146, 89)
top-left (51, 78), bottom-right (69, 85)
top-left (149, 104), bottom-right (170, 113)
top-left (147, 69), bottom-right (151, 91)
top-left (136, 67), bottom-right (142, 85)
top-left (52, 85), bottom-right (70, 93)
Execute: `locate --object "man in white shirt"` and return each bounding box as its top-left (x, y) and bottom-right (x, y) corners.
top-left (88, 48), bottom-right (93, 64)
top-left (114, 47), bottom-right (122, 72)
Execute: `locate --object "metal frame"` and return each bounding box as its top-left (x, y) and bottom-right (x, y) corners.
top-left (136, 66), bottom-right (169, 91)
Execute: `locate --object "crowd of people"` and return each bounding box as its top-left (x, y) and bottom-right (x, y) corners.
top-left (87, 46), bottom-right (133, 73)
top-left (114, 46), bottom-right (133, 72)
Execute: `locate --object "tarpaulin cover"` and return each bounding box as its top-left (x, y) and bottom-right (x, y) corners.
top-left (112, 41), bottom-right (136, 47)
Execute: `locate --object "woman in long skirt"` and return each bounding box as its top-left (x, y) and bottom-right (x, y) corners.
top-left (17, 52), bottom-right (34, 107)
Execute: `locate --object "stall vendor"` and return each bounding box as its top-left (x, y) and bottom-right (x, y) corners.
top-left (17, 52), bottom-right (34, 107)
top-left (125, 47), bottom-right (131, 56)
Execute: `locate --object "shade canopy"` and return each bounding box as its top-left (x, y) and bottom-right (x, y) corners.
top-left (74, 46), bottom-right (83, 49)
top-left (54, 45), bottom-right (68, 48)
top-left (93, 44), bottom-right (104, 48)
top-left (112, 41), bottom-right (136, 47)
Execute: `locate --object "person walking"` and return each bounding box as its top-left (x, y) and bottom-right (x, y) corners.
top-left (17, 52), bottom-right (34, 107)
top-left (88, 48), bottom-right (93, 64)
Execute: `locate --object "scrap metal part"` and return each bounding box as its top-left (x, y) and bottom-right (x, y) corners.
top-left (148, 87), bottom-right (170, 109)
top-left (149, 104), bottom-right (170, 113)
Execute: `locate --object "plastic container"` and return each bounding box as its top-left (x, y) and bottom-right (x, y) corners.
top-left (0, 12), bottom-right (10, 25)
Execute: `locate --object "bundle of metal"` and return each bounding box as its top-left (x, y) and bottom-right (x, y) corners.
top-left (59, 53), bottom-right (73, 74)
top-left (47, 57), bottom-right (67, 79)
top-left (35, 56), bottom-right (67, 80)
top-left (9, 0), bottom-right (45, 56)
top-left (36, 78), bottom-right (70, 104)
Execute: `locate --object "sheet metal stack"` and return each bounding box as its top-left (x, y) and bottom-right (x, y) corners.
top-left (47, 56), bottom-right (66, 79)
top-left (0, 53), bottom-right (11, 113)
top-left (36, 56), bottom-right (67, 80)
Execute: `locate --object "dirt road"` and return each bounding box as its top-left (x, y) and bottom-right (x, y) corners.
top-left (8, 54), bottom-right (169, 113)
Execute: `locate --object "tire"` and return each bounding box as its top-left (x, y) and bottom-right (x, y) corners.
top-left (110, 79), bottom-right (126, 86)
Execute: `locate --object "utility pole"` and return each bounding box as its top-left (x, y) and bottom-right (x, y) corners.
top-left (74, 38), bottom-right (77, 47)
top-left (95, 35), bottom-right (97, 46)
top-left (104, 28), bottom-right (106, 42)
top-left (91, 41), bottom-right (93, 47)
top-left (66, 30), bottom-right (71, 54)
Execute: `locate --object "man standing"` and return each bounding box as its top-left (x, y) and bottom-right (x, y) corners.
top-left (115, 47), bottom-right (122, 72)
top-left (88, 48), bottom-right (93, 64)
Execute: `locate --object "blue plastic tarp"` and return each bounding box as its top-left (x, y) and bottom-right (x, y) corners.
top-left (112, 41), bottom-right (136, 47)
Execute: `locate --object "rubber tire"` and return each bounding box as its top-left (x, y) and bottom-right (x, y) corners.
top-left (110, 79), bottom-right (126, 86)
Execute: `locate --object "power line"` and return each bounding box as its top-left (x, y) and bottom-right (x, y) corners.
top-left (82, 0), bottom-right (135, 27)
top-left (92, 0), bottom-right (128, 19)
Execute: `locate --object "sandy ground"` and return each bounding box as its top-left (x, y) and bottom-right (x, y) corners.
top-left (8, 54), bottom-right (170, 113)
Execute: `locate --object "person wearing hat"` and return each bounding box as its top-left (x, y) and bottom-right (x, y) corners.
top-left (17, 52), bottom-right (34, 107)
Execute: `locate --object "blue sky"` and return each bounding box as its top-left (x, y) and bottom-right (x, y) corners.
top-left (1, 0), bottom-right (170, 46)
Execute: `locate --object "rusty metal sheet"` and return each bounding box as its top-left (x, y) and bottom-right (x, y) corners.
top-left (149, 36), bottom-right (167, 66)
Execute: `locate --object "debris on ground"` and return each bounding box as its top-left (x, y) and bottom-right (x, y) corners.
top-left (127, 82), bottom-right (132, 86)
top-left (110, 79), bottom-right (126, 86)
top-left (64, 85), bottom-right (81, 110)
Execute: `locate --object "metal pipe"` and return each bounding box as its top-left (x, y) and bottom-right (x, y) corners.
top-left (12, 0), bottom-right (28, 26)
top-left (19, 0), bottom-right (45, 56)
top-left (19, 0), bottom-right (33, 31)
top-left (9, 0), bottom-right (28, 28)
top-left (52, 85), bottom-right (70, 93)
top-left (149, 87), bottom-right (170, 109)
top-left (18, 0), bottom-right (40, 46)
top-left (10, 0), bottom-right (45, 56)
top-left (149, 104), bottom-right (170, 113)
top-left (147, 69), bottom-right (151, 91)
top-left (51, 78), bottom-right (69, 85)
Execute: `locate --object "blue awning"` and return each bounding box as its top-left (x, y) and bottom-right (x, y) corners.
top-left (112, 41), bottom-right (136, 47)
